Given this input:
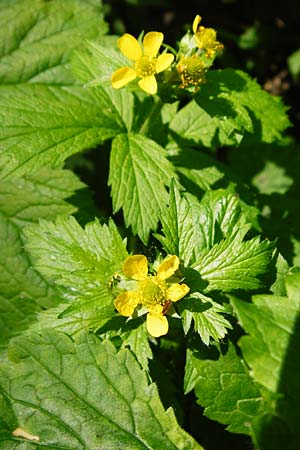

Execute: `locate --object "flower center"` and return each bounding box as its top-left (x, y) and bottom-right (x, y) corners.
top-left (194, 27), bottom-right (223, 58)
top-left (135, 56), bottom-right (157, 78)
top-left (138, 277), bottom-right (167, 307)
top-left (177, 55), bottom-right (207, 87)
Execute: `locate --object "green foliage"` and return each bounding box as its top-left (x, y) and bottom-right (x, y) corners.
top-left (0, 0), bottom-right (107, 85)
top-left (178, 293), bottom-right (232, 345)
top-left (170, 69), bottom-right (290, 149)
top-left (0, 1), bottom-right (298, 449)
top-left (157, 183), bottom-right (274, 291)
top-left (0, 167), bottom-right (84, 353)
top-left (184, 342), bottom-right (273, 436)
top-left (0, 330), bottom-right (203, 449)
top-left (24, 215), bottom-right (128, 324)
top-left (109, 134), bottom-right (176, 243)
top-left (231, 272), bottom-right (300, 446)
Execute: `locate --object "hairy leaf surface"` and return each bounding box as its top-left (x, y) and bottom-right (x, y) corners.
top-left (184, 342), bottom-right (272, 435)
top-left (231, 272), bottom-right (300, 440)
top-left (0, 0), bottom-right (107, 85)
top-left (109, 133), bottom-right (176, 243)
top-left (170, 69), bottom-right (290, 149)
top-left (0, 330), bottom-right (203, 449)
top-left (0, 168), bottom-right (85, 352)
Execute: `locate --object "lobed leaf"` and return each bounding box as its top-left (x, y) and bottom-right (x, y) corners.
top-left (0, 85), bottom-right (128, 179)
top-left (170, 69), bottom-right (290, 149)
top-left (24, 215), bottom-right (128, 325)
top-left (0, 167), bottom-right (83, 352)
top-left (178, 293), bottom-right (232, 345)
top-left (156, 183), bottom-right (247, 266)
top-left (184, 342), bottom-right (272, 435)
top-left (231, 271), bottom-right (300, 442)
top-left (109, 133), bottom-right (176, 243)
top-left (194, 232), bottom-right (274, 292)
top-left (0, 330), bottom-right (203, 449)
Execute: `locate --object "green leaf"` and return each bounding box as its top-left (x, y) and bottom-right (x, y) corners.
top-left (71, 40), bottom-right (135, 131)
top-left (0, 167), bottom-right (84, 351)
top-left (178, 293), bottom-right (232, 344)
top-left (72, 39), bottom-right (128, 86)
top-left (168, 143), bottom-right (224, 191)
top-left (120, 320), bottom-right (153, 371)
top-left (0, 167), bottom-right (84, 226)
top-left (184, 342), bottom-right (272, 435)
top-left (29, 303), bottom-right (107, 337)
top-left (252, 161), bottom-right (293, 195)
top-left (0, 330), bottom-right (203, 449)
top-left (170, 97), bottom-right (243, 149)
top-left (157, 184), bottom-right (273, 291)
top-left (109, 133), bottom-right (176, 243)
top-left (0, 0), bottom-right (107, 85)
top-left (194, 232), bottom-right (274, 292)
top-left (231, 272), bottom-right (300, 439)
top-left (0, 295), bottom-right (41, 356)
top-left (288, 48), bottom-right (300, 79)
top-left (170, 69), bottom-right (290, 149)
top-left (0, 1), bottom-right (133, 179)
top-left (156, 184), bottom-right (246, 266)
top-left (24, 215), bottom-right (128, 324)
top-left (0, 84), bottom-right (128, 179)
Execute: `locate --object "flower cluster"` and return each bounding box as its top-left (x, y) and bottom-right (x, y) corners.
top-left (111, 14), bottom-right (223, 93)
top-left (113, 254), bottom-right (189, 337)
top-left (192, 15), bottom-right (224, 59)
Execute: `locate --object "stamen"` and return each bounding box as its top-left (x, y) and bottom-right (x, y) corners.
top-left (135, 56), bottom-right (157, 78)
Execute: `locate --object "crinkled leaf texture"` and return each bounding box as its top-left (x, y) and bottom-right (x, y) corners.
top-left (184, 342), bottom-right (272, 436)
top-left (167, 143), bottom-right (225, 192)
top-left (0, 168), bottom-right (83, 353)
top-left (0, 0), bottom-right (107, 85)
top-left (109, 133), bottom-right (176, 243)
top-left (193, 230), bottom-right (274, 292)
top-left (0, 330), bottom-right (203, 450)
top-left (157, 184), bottom-right (274, 291)
top-left (156, 184), bottom-right (245, 266)
top-left (0, 84), bottom-right (130, 179)
top-left (231, 271), bottom-right (300, 446)
top-left (170, 69), bottom-right (290, 149)
top-left (178, 293), bottom-right (232, 345)
top-left (24, 215), bottom-right (127, 325)
top-left (0, 0), bottom-right (135, 180)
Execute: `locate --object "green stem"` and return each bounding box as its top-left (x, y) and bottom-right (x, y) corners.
top-left (139, 98), bottom-right (163, 136)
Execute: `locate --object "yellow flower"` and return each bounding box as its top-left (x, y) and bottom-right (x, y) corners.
top-left (192, 15), bottom-right (224, 59)
top-left (111, 32), bottom-right (174, 95)
top-left (114, 254), bottom-right (190, 337)
top-left (177, 55), bottom-right (207, 88)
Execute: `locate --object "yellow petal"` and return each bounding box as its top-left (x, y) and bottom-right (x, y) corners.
top-left (111, 67), bottom-right (137, 89)
top-left (166, 283), bottom-right (190, 302)
top-left (156, 53), bottom-right (174, 73)
top-left (193, 15), bottom-right (202, 34)
top-left (157, 255), bottom-right (179, 280)
top-left (123, 254), bottom-right (148, 280)
top-left (114, 291), bottom-right (139, 316)
top-left (146, 313), bottom-right (168, 337)
top-left (147, 304), bottom-right (164, 316)
top-left (138, 75), bottom-right (157, 94)
top-left (143, 31), bottom-right (164, 57)
top-left (118, 33), bottom-right (142, 61)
